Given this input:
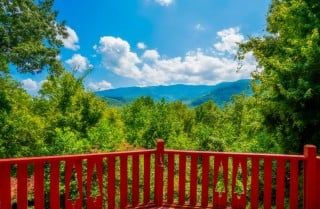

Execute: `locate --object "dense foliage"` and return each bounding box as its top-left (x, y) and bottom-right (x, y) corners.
top-left (0, 0), bottom-right (66, 74)
top-left (0, 73), bottom-right (280, 157)
top-left (238, 0), bottom-right (320, 153)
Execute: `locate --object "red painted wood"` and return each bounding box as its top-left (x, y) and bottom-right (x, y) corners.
top-left (304, 145), bottom-right (318, 209)
top-left (86, 158), bottom-right (103, 209)
top-left (155, 140), bottom-right (164, 206)
top-left (17, 163), bottom-right (28, 209)
top-left (213, 156), bottom-right (228, 208)
top-left (50, 161), bottom-right (60, 209)
top-left (289, 159), bottom-right (299, 209)
top-left (167, 153), bottom-right (175, 204)
top-left (263, 158), bottom-right (272, 209)
top-left (75, 160), bottom-right (83, 209)
top-left (201, 155), bottom-right (209, 207)
top-left (132, 154), bottom-right (140, 207)
top-left (0, 142), bottom-right (313, 209)
top-left (120, 155), bottom-right (128, 208)
top-left (178, 153), bottom-right (186, 205)
top-left (276, 159), bottom-right (285, 209)
top-left (164, 149), bottom-right (304, 160)
top-left (231, 157), bottom-right (247, 209)
top-left (0, 164), bottom-right (11, 209)
top-left (317, 159), bottom-right (320, 209)
top-left (143, 153), bottom-right (151, 204)
top-left (250, 157), bottom-right (259, 209)
top-left (189, 155), bottom-right (198, 206)
top-left (108, 157), bottom-right (116, 209)
top-left (65, 160), bottom-right (83, 209)
top-left (65, 161), bottom-right (72, 208)
top-left (34, 162), bottom-right (45, 209)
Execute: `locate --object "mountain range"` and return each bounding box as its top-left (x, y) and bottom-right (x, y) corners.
top-left (95, 79), bottom-right (252, 107)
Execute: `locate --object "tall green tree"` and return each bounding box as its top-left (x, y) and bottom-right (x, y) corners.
top-left (39, 71), bottom-right (106, 137)
top-left (238, 0), bottom-right (320, 153)
top-left (0, 0), bottom-right (67, 74)
top-left (0, 76), bottom-right (47, 157)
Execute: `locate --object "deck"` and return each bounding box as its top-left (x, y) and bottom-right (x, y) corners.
top-left (0, 140), bottom-right (319, 209)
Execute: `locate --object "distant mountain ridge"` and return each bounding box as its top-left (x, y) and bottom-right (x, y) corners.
top-left (95, 79), bottom-right (252, 107)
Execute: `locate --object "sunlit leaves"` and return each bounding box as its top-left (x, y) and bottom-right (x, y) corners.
top-left (238, 0), bottom-right (320, 153)
top-left (0, 0), bottom-right (66, 74)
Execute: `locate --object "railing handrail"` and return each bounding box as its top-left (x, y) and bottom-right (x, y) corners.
top-left (0, 148), bottom-right (306, 164)
top-left (0, 149), bottom-right (156, 164)
top-left (165, 149), bottom-right (305, 160)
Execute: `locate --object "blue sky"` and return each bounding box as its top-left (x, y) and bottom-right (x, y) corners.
top-left (16, 0), bottom-right (271, 93)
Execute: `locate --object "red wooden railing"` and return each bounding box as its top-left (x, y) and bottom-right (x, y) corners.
top-left (0, 140), bottom-right (319, 209)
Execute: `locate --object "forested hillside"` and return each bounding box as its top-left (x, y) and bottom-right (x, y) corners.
top-left (95, 79), bottom-right (252, 107)
top-left (1, 0), bottom-right (320, 158)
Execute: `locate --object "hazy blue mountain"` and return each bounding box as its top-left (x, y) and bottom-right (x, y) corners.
top-left (95, 79), bottom-right (252, 107)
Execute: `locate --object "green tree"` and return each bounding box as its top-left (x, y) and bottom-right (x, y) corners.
top-left (238, 0), bottom-right (320, 153)
top-left (193, 101), bottom-right (225, 151)
top-left (121, 96), bottom-right (155, 147)
top-left (37, 71), bottom-right (114, 154)
top-left (0, 76), bottom-right (46, 157)
top-left (0, 0), bottom-right (67, 74)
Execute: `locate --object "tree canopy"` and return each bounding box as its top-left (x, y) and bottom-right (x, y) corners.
top-left (0, 0), bottom-right (67, 74)
top-left (238, 0), bottom-right (320, 153)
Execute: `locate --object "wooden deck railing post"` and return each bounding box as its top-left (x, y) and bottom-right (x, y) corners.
top-left (303, 145), bottom-right (318, 209)
top-left (154, 139), bottom-right (165, 206)
top-left (0, 164), bottom-right (11, 209)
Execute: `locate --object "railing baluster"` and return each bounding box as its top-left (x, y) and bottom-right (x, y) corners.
top-left (167, 153), bottom-right (175, 204)
top-left (264, 158), bottom-right (273, 209)
top-left (86, 158), bottom-right (103, 209)
top-left (289, 159), bottom-right (299, 209)
top-left (120, 155), bottom-right (128, 208)
top-left (304, 145), bottom-right (318, 209)
top-left (213, 156), bottom-right (228, 208)
top-left (231, 156), bottom-right (247, 209)
top-left (276, 159), bottom-right (285, 209)
top-left (178, 153), bottom-right (186, 205)
top-left (0, 164), bottom-right (11, 209)
top-left (50, 161), bottom-right (60, 209)
top-left (132, 154), bottom-right (140, 207)
top-left (76, 160), bottom-right (83, 209)
top-left (201, 155), bottom-right (209, 207)
top-left (143, 153), bottom-right (151, 205)
top-left (107, 156), bottom-right (116, 209)
top-left (17, 163), bottom-right (28, 209)
top-left (189, 154), bottom-right (198, 206)
top-left (34, 162), bottom-right (44, 209)
top-left (155, 140), bottom-right (164, 206)
top-left (65, 160), bottom-right (73, 208)
top-left (250, 157), bottom-right (260, 209)
top-left (317, 159), bottom-right (320, 209)
top-left (65, 160), bottom-right (83, 209)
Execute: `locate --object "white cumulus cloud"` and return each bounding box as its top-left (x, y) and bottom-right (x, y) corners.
top-left (154, 0), bottom-right (174, 6)
top-left (139, 49), bottom-right (252, 86)
top-left (88, 80), bottom-right (113, 91)
top-left (94, 36), bottom-right (142, 79)
top-left (214, 27), bottom-right (244, 54)
top-left (94, 27), bottom-right (257, 87)
top-left (137, 42), bottom-right (147, 49)
top-left (21, 79), bottom-right (48, 93)
top-left (142, 50), bottom-right (160, 61)
top-left (58, 26), bottom-right (80, 50)
top-left (66, 54), bottom-right (92, 72)
top-left (22, 78), bottom-right (38, 91)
